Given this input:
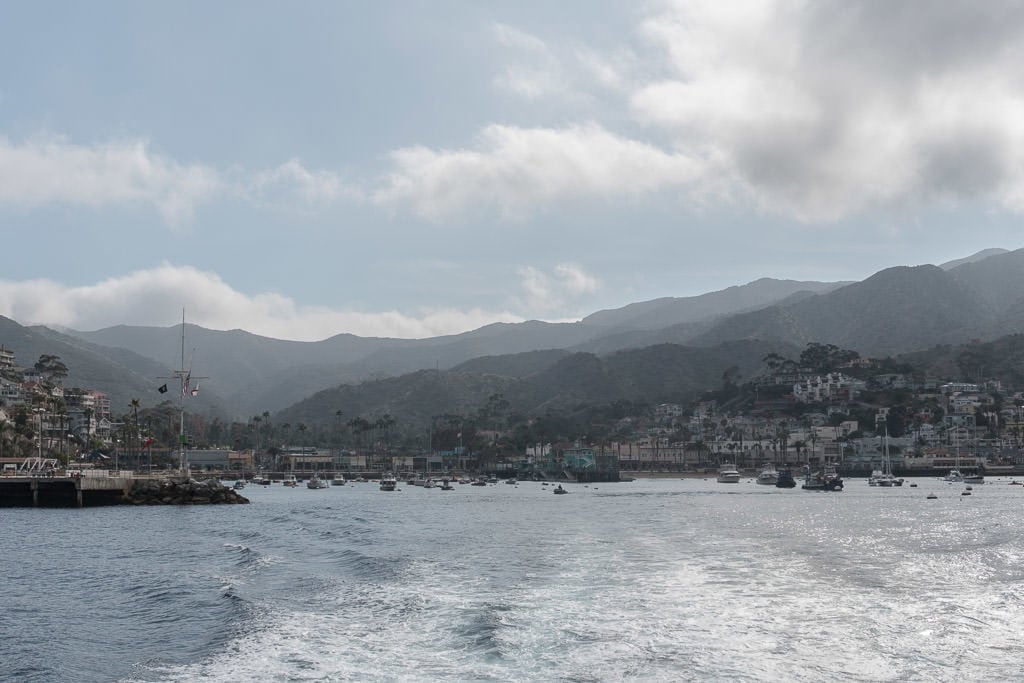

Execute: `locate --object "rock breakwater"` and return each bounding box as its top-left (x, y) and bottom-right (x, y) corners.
top-left (124, 478), bottom-right (250, 505)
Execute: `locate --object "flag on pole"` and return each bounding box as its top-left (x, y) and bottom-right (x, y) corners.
top-left (191, 384), bottom-right (199, 397)
top-left (157, 384), bottom-right (168, 394)
top-left (182, 372), bottom-right (191, 396)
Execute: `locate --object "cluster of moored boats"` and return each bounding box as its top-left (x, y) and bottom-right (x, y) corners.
top-left (231, 472), bottom-right (574, 494)
top-left (715, 461), bottom-right (987, 491)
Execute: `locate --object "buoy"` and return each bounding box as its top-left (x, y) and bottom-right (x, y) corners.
top-left (962, 491), bottom-right (971, 496)
top-left (927, 493), bottom-right (938, 499)
top-left (965, 485), bottom-right (973, 491)
top-left (909, 483), bottom-right (918, 488)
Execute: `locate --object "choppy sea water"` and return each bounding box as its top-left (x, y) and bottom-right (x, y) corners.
top-left (3, 476), bottom-right (1024, 682)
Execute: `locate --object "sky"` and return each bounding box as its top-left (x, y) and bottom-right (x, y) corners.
top-left (1, 0), bottom-right (1023, 341)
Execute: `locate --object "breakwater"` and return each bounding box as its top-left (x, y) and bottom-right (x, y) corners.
top-left (0, 474), bottom-right (249, 507)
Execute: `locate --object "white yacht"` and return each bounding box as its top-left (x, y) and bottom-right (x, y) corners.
top-left (756, 463), bottom-right (778, 485)
top-left (962, 469), bottom-right (984, 484)
top-left (306, 474), bottom-right (328, 489)
top-left (379, 473), bottom-right (397, 491)
top-left (717, 464), bottom-right (741, 483)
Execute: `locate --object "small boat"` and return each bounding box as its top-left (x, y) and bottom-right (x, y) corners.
top-left (233, 480), bottom-right (246, 490)
top-left (440, 480), bottom-right (454, 490)
top-left (801, 464), bottom-right (843, 491)
top-left (471, 478), bottom-right (488, 486)
top-left (962, 470), bottom-right (984, 484)
top-left (553, 485), bottom-right (568, 495)
top-left (944, 469), bottom-right (963, 483)
top-left (716, 464), bottom-right (741, 484)
top-left (282, 475), bottom-right (298, 487)
top-left (423, 478), bottom-right (435, 489)
top-left (505, 478), bottom-right (518, 485)
top-left (927, 493), bottom-right (938, 499)
top-left (331, 477), bottom-right (346, 486)
top-left (756, 463), bottom-right (779, 485)
top-left (775, 468), bottom-right (797, 488)
top-left (379, 473), bottom-right (397, 491)
top-left (306, 474), bottom-right (328, 489)
top-left (869, 422), bottom-right (903, 487)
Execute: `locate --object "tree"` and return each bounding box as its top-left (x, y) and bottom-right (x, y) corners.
top-left (34, 354), bottom-right (69, 386)
top-left (799, 343), bottom-right (859, 374)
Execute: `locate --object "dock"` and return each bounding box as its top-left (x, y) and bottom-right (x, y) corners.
top-left (0, 470), bottom-right (135, 507)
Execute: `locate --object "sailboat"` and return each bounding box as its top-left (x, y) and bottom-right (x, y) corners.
top-left (869, 421), bottom-right (902, 487)
top-left (944, 429), bottom-right (965, 482)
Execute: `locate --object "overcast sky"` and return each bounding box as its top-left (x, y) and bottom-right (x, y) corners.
top-left (1, 1), bottom-right (1022, 340)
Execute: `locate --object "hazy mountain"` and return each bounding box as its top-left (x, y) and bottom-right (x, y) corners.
top-left (939, 248), bottom-right (1009, 270)
top-left (581, 277), bottom-right (848, 330)
top-left (276, 339), bottom-right (798, 429)
top-left (12, 246), bottom-right (1018, 421)
top-left (947, 248), bottom-right (1024, 315)
top-left (688, 252), bottom-right (1024, 355)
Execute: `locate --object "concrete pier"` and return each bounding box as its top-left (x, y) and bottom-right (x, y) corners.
top-left (1, 473), bottom-right (136, 508)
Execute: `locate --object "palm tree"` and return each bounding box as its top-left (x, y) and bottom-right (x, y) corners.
top-left (130, 398), bottom-right (141, 470)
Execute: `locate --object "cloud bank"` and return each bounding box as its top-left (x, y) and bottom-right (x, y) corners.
top-left (380, 1), bottom-right (1024, 222)
top-left (0, 264), bottom-right (616, 340)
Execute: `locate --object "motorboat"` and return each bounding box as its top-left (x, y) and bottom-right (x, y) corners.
top-left (306, 474), bottom-right (328, 489)
top-left (423, 478), bottom-right (435, 489)
top-left (962, 469), bottom-right (984, 484)
top-left (379, 473), bottom-right (397, 491)
top-left (553, 484), bottom-right (568, 494)
top-left (943, 469), bottom-right (963, 482)
top-left (755, 463), bottom-right (779, 485)
top-left (440, 479), bottom-right (454, 490)
top-left (775, 468), bottom-right (797, 488)
top-left (331, 477), bottom-right (346, 486)
top-left (801, 464), bottom-right (844, 491)
top-left (505, 478), bottom-right (518, 485)
top-left (716, 464), bottom-right (741, 484)
top-left (471, 478), bottom-right (488, 486)
top-left (233, 480), bottom-right (246, 490)
top-left (282, 475), bottom-right (298, 487)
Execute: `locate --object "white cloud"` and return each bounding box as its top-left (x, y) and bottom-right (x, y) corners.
top-left (0, 135), bottom-right (365, 224)
top-left (373, 123), bottom-right (702, 220)
top-left (0, 135), bottom-right (221, 224)
top-left (0, 265), bottom-right (525, 341)
top-left (516, 263), bottom-right (601, 313)
top-left (629, 0), bottom-right (1024, 220)
top-left (245, 159), bottom-right (363, 207)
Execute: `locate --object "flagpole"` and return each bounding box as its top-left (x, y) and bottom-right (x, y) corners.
top-left (157, 308), bottom-right (206, 477)
top-left (179, 309), bottom-right (186, 474)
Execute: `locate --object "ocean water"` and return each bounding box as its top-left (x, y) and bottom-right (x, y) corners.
top-left (3, 476), bottom-right (1024, 682)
